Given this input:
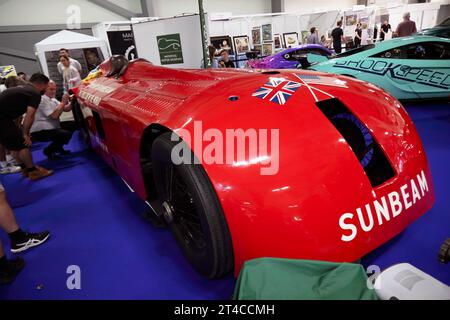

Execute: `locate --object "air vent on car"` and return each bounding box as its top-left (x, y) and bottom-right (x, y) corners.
top-left (316, 98), bottom-right (395, 187)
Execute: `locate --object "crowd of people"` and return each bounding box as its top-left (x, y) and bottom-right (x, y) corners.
top-left (206, 11), bottom-right (417, 68)
top-left (327, 12), bottom-right (417, 53)
top-left (0, 48), bottom-right (82, 284)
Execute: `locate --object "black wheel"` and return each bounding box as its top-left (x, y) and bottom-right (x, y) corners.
top-left (151, 132), bottom-right (234, 278)
top-left (71, 97), bottom-right (92, 148)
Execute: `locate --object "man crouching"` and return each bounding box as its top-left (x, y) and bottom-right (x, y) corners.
top-left (31, 80), bottom-right (74, 160)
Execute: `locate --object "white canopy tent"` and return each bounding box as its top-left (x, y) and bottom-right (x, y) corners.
top-left (34, 30), bottom-right (110, 76)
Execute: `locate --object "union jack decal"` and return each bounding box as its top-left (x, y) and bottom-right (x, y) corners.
top-left (252, 78), bottom-right (301, 105)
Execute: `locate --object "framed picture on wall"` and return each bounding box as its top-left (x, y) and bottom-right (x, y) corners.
top-left (345, 13), bottom-right (358, 27)
top-left (233, 35), bottom-right (250, 55)
top-left (301, 31), bottom-right (309, 44)
top-left (283, 32), bottom-right (299, 48)
top-left (274, 34), bottom-right (282, 49)
top-left (210, 35), bottom-right (234, 55)
top-left (262, 24), bottom-right (273, 42)
top-left (252, 27), bottom-right (262, 45)
top-left (262, 42), bottom-right (274, 56)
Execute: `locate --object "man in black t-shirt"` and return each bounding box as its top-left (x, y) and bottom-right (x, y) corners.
top-left (331, 21), bottom-right (345, 54)
top-left (380, 20), bottom-right (392, 41)
top-left (0, 73), bottom-right (53, 180)
top-left (219, 50), bottom-right (235, 68)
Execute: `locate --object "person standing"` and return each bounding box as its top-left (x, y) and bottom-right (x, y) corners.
top-left (218, 50), bottom-right (235, 68)
top-left (380, 20), bottom-right (392, 41)
top-left (17, 72), bottom-right (27, 81)
top-left (354, 23), bottom-right (362, 47)
top-left (307, 27), bottom-right (320, 45)
top-left (331, 21), bottom-right (345, 54)
top-left (57, 48), bottom-right (82, 75)
top-left (59, 55), bottom-right (81, 93)
top-left (0, 73), bottom-right (53, 180)
top-left (0, 181), bottom-right (50, 284)
top-left (395, 12), bottom-right (417, 38)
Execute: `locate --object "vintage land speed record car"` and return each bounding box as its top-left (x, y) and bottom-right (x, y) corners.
top-left (74, 56), bottom-right (435, 278)
top-left (308, 36), bottom-right (450, 100)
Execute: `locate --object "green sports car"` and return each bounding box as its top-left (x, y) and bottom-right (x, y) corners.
top-left (308, 36), bottom-right (450, 100)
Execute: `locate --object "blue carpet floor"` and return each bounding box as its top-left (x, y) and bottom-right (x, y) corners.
top-left (0, 102), bottom-right (448, 299)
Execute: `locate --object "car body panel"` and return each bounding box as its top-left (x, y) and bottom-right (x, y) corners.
top-left (76, 59), bottom-right (435, 275)
top-left (249, 45), bottom-right (333, 69)
top-left (309, 36), bottom-right (450, 100)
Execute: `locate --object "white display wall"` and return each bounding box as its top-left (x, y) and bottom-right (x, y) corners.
top-left (132, 14), bottom-right (207, 68)
top-left (209, 11), bottom-right (341, 48)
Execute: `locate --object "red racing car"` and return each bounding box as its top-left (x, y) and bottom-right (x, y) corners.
top-left (73, 56), bottom-right (435, 278)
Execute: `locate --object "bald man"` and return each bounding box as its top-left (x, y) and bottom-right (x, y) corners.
top-left (396, 12), bottom-right (417, 37)
top-left (30, 81), bottom-right (74, 160)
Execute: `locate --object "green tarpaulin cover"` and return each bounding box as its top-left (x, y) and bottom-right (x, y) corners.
top-left (234, 258), bottom-right (378, 300)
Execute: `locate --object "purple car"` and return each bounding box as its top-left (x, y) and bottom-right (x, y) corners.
top-left (249, 44), bottom-right (333, 69)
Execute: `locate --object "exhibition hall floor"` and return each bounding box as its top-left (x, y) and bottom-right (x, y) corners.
top-left (0, 102), bottom-right (449, 299)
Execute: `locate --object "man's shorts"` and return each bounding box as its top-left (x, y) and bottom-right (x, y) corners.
top-left (0, 119), bottom-right (27, 151)
top-left (0, 181), bottom-right (4, 192)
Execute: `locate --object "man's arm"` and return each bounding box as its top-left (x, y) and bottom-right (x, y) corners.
top-left (49, 95), bottom-right (70, 120)
top-left (22, 107), bottom-right (37, 147)
top-left (57, 62), bottom-right (63, 74)
top-left (49, 102), bottom-right (66, 120)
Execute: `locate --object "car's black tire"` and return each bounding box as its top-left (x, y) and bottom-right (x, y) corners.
top-left (151, 132), bottom-right (234, 278)
top-left (71, 97), bottom-right (92, 148)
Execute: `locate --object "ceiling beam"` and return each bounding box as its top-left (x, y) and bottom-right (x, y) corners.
top-left (0, 24), bottom-right (95, 33)
top-left (0, 46), bottom-right (36, 61)
top-left (86, 0), bottom-right (142, 19)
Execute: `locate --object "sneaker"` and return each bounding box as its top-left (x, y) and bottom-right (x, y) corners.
top-left (0, 257), bottom-right (25, 284)
top-left (28, 166), bottom-right (53, 181)
top-left (11, 231), bottom-right (50, 253)
top-left (0, 165), bottom-right (21, 175)
top-left (6, 158), bottom-right (19, 166)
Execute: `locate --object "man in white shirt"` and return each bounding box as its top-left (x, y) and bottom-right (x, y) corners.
top-left (30, 81), bottom-right (73, 160)
top-left (57, 48), bottom-right (82, 75)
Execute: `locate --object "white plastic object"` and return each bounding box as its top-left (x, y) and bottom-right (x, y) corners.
top-left (374, 263), bottom-right (450, 300)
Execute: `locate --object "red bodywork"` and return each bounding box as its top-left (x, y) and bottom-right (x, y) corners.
top-left (76, 59), bottom-right (434, 275)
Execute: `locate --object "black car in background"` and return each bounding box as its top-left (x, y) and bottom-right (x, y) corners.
top-left (416, 17), bottom-right (450, 38)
